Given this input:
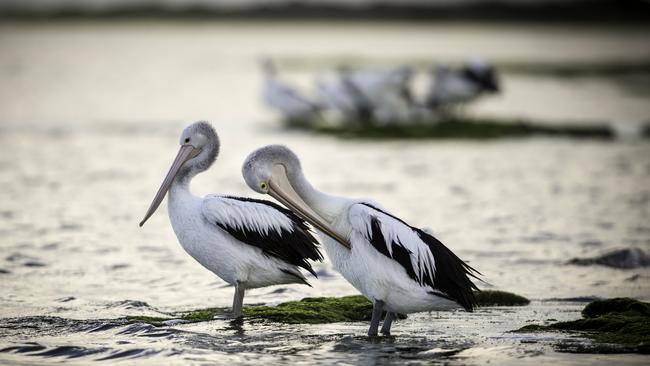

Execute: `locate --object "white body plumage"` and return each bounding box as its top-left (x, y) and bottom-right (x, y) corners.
top-left (320, 200), bottom-right (459, 314)
top-left (167, 184), bottom-right (308, 289)
top-left (347, 68), bottom-right (413, 123)
top-left (316, 78), bottom-right (359, 118)
top-left (428, 60), bottom-right (499, 108)
top-left (429, 66), bottom-right (483, 106)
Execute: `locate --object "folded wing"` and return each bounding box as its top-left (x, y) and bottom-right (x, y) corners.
top-left (202, 195), bottom-right (323, 276)
top-left (349, 202), bottom-right (480, 310)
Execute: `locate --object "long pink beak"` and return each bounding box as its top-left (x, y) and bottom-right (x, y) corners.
top-left (139, 145), bottom-right (199, 227)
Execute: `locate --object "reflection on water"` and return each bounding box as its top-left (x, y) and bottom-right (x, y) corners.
top-left (0, 21), bottom-right (649, 365)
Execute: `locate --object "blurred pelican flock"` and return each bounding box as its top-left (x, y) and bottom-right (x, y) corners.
top-left (1, 0), bottom-right (649, 364)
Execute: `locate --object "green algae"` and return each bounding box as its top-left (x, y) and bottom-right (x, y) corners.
top-left (474, 290), bottom-right (530, 306)
top-left (123, 296), bottom-right (378, 326)
top-left (242, 291), bottom-right (530, 324)
top-left (243, 295), bottom-right (377, 324)
top-left (240, 291), bottom-right (530, 323)
top-left (287, 118), bottom-right (621, 140)
top-left (582, 297), bottom-right (650, 319)
top-left (124, 291), bottom-right (530, 326)
top-left (513, 298), bottom-right (650, 353)
top-left (125, 315), bottom-right (170, 326)
top-left (178, 308), bottom-right (225, 322)
top-left (125, 307), bottom-right (228, 326)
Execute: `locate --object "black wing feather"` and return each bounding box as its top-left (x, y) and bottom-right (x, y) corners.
top-left (361, 203), bottom-right (480, 311)
top-left (215, 196), bottom-right (323, 277)
top-left (415, 229), bottom-right (480, 311)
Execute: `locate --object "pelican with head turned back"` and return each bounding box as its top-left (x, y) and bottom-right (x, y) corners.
top-left (242, 145), bottom-right (480, 336)
top-left (139, 122), bottom-right (322, 317)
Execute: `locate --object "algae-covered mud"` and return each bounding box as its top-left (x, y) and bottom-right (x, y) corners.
top-left (1, 21), bottom-right (650, 365)
top-left (120, 291), bottom-right (530, 326)
top-left (286, 117), bottom-right (646, 140)
top-left (515, 298), bottom-right (650, 353)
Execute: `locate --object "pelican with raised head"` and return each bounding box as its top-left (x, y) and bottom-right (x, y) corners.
top-left (139, 122), bottom-right (322, 316)
top-left (242, 145), bottom-right (480, 336)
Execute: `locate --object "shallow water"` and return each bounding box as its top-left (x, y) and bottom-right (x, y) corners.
top-left (0, 21), bottom-right (649, 364)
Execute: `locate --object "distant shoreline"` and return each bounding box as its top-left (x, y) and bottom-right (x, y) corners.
top-left (1, 1), bottom-right (649, 23)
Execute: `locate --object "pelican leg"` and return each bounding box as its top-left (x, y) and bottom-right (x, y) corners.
top-left (232, 282), bottom-right (246, 318)
top-left (381, 312), bottom-right (394, 336)
top-left (368, 300), bottom-right (384, 336)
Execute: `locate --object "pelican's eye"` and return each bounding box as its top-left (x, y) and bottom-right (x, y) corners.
top-left (259, 182), bottom-right (268, 191)
top-left (184, 138), bottom-right (190, 143)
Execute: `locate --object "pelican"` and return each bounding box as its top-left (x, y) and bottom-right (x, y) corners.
top-left (463, 58), bottom-right (499, 92)
top-left (139, 122), bottom-right (322, 316)
top-left (345, 66), bottom-right (413, 99)
top-left (260, 59), bottom-right (321, 122)
top-left (316, 67), bottom-right (374, 124)
top-left (317, 65), bottom-right (415, 125)
top-left (242, 145), bottom-right (480, 336)
top-left (346, 66), bottom-right (415, 124)
top-left (427, 59), bottom-right (500, 109)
